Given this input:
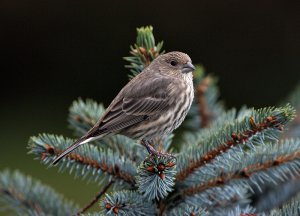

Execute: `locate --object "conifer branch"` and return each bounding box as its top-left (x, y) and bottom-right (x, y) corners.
top-left (185, 184), bottom-right (249, 213)
top-left (0, 170), bottom-right (78, 216)
top-left (182, 139), bottom-right (300, 196)
top-left (28, 134), bottom-right (136, 185)
top-left (176, 105), bottom-right (295, 182)
top-left (269, 191), bottom-right (300, 215)
top-left (76, 179), bottom-right (114, 215)
top-left (136, 155), bottom-right (176, 201)
top-left (101, 190), bottom-right (156, 216)
top-left (123, 26), bottom-right (164, 77)
top-left (167, 203), bottom-right (208, 216)
top-left (282, 83), bottom-right (300, 138)
top-left (220, 206), bottom-right (256, 216)
top-left (0, 188), bottom-right (44, 214)
top-left (252, 176), bottom-right (300, 213)
top-left (179, 108), bottom-right (246, 148)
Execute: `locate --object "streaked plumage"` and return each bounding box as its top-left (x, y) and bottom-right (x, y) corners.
top-left (52, 51), bottom-right (195, 165)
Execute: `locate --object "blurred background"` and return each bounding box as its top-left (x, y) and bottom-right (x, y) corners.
top-left (0, 0), bottom-right (299, 209)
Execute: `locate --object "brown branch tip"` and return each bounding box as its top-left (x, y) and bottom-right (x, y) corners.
top-left (73, 115), bottom-right (96, 126)
top-left (131, 46), bottom-right (159, 67)
top-left (196, 76), bottom-right (213, 128)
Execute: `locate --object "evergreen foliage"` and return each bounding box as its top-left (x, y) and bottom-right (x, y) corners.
top-left (1, 26), bottom-right (300, 215)
top-left (136, 155), bottom-right (176, 201)
top-left (123, 26), bottom-right (164, 77)
top-left (283, 83), bottom-right (300, 138)
top-left (101, 190), bottom-right (156, 216)
top-left (0, 170), bottom-right (78, 216)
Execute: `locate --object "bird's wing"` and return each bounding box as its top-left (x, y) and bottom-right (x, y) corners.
top-left (95, 76), bottom-right (176, 133)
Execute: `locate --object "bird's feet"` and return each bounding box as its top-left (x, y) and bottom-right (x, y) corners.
top-left (141, 140), bottom-right (176, 160)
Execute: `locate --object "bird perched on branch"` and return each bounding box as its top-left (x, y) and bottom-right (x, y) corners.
top-left (52, 51), bottom-right (195, 165)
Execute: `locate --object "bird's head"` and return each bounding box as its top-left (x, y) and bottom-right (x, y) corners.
top-left (152, 51), bottom-right (195, 76)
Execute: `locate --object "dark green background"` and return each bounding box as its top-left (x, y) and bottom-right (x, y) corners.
top-left (0, 0), bottom-right (299, 212)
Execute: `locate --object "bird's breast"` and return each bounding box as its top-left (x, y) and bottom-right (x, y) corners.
top-left (146, 82), bottom-right (193, 138)
top-left (121, 79), bottom-right (194, 141)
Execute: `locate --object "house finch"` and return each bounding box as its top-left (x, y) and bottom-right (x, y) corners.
top-left (52, 51), bottom-right (195, 165)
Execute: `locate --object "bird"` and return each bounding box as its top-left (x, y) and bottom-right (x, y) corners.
top-left (52, 51), bottom-right (195, 165)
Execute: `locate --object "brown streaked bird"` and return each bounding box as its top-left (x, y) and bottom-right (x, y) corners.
top-left (52, 51), bottom-right (195, 165)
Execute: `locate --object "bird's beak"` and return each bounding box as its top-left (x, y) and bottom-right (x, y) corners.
top-left (182, 62), bottom-right (196, 73)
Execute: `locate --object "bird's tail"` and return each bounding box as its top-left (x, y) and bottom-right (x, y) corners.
top-left (52, 135), bottom-right (96, 165)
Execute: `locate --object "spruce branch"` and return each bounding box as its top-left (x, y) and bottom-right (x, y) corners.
top-left (182, 139), bottom-right (300, 197)
top-left (167, 203), bottom-right (208, 216)
top-left (285, 82), bottom-right (300, 110)
top-left (0, 170), bottom-right (78, 216)
top-left (136, 155), bottom-right (176, 201)
top-left (269, 192), bottom-right (300, 215)
top-left (76, 179), bottom-right (114, 215)
top-left (179, 108), bottom-right (247, 148)
top-left (176, 105), bottom-right (295, 183)
top-left (101, 190), bottom-right (156, 216)
top-left (167, 203), bottom-right (255, 216)
top-left (252, 176), bottom-right (300, 213)
top-left (218, 206), bottom-right (256, 216)
top-left (185, 184), bottom-right (249, 213)
top-left (28, 134), bottom-right (136, 185)
top-left (123, 26), bottom-right (164, 77)
top-left (282, 83), bottom-right (300, 138)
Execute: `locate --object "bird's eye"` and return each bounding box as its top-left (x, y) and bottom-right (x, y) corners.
top-left (170, 60), bottom-right (177, 66)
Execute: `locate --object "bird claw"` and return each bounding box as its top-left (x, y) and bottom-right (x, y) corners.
top-left (150, 152), bottom-right (177, 163)
top-left (142, 140), bottom-right (176, 161)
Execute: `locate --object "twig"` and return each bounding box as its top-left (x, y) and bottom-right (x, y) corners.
top-left (74, 179), bottom-right (114, 215)
top-left (158, 199), bottom-right (166, 216)
top-left (196, 76), bottom-right (212, 128)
